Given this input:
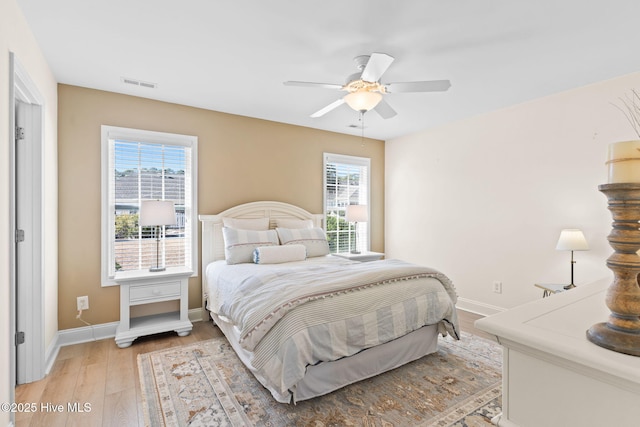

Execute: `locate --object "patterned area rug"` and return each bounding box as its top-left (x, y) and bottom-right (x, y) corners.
top-left (138, 331), bottom-right (502, 426)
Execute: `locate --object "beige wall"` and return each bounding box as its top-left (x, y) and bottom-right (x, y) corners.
top-left (58, 84), bottom-right (385, 330)
top-left (2, 0), bottom-right (58, 422)
top-left (386, 72), bottom-right (640, 314)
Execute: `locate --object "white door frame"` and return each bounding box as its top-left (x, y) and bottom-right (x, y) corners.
top-left (9, 52), bottom-right (45, 389)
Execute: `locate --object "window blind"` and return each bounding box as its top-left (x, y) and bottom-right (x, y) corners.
top-left (323, 153), bottom-right (370, 253)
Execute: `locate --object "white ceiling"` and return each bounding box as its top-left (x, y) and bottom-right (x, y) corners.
top-left (16, 0), bottom-right (640, 140)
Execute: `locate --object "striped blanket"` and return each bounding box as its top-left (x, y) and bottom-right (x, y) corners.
top-left (207, 257), bottom-right (459, 402)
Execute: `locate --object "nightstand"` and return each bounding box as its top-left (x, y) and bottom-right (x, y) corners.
top-left (114, 267), bottom-right (193, 348)
top-left (534, 283), bottom-right (568, 298)
top-left (332, 251), bottom-right (384, 262)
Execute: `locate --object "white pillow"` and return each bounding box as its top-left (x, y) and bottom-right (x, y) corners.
top-left (253, 244), bottom-right (307, 264)
top-left (276, 227), bottom-right (330, 258)
top-left (222, 227), bottom-right (279, 264)
top-left (275, 218), bottom-right (314, 229)
top-left (222, 217), bottom-right (269, 230)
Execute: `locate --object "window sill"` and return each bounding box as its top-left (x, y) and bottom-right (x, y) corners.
top-left (113, 266), bottom-right (194, 283)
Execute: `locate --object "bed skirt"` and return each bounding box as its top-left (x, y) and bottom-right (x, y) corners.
top-left (210, 311), bottom-right (440, 403)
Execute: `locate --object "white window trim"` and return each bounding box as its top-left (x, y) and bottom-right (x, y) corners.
top-left (101, 125), bottom-right (198, 286)
top-left (323, 152), bottom-right (371, 253)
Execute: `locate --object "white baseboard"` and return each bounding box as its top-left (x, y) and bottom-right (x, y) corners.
top-left (54, 308), bottom-right (205, 351)
top-left (189, 307), bottom-right (205, 323)
top-left (456, 297), bottom-right (507, 317)
top-left (57, 321), bottom-right (120, 348)
top-left (44, 334), bottom-right (60, 375)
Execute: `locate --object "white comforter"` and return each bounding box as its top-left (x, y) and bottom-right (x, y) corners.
top-left (206, 256), bottom-right (459, 402)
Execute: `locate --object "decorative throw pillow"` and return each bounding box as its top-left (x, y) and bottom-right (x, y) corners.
top-left (276, 227), bottom-right (330, 258)
top-left (253, 244), bottom-right (307, 264)
top-left (222, 217), bottom-right (269, 230)
top-left (275, 218), bottom-right (314, 229)
top-left (222, 227), bottom-right (279, 264)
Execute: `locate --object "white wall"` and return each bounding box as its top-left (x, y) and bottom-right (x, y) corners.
top-left (386, 72), bottom-right (640, 314)
top-left (1, 0), bottom-right (57, 423)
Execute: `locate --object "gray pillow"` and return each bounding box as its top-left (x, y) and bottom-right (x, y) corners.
top-left (222, 227), bottom-right (279, 264)
top-left (276, 227), bottom-right (330, 258)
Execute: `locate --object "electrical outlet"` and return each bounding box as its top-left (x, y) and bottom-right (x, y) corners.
top-left (77, 296), bottom-right (89, 311)
top-left (493, 281), bottom-right (502, 294)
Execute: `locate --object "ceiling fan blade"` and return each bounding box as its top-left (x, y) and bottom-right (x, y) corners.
top-left (310, 98), bottom-right (345, 118)
top-left (284, 81), bottom-right (343, 90)
top-left (374, 99), bottom-right (397, 119)
top-left (360, 53), bottom-right (394, 83)
top-left (385, 80), bottom-right (451, 93)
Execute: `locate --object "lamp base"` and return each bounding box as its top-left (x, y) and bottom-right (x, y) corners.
top-left (564, 284), bottom-right (576, 290)
top-left (587, 322), bottom-right (640, 357)
top-left (149, 266), bottom-right (166, 272)
top-left (588, 183), bottom-right (640, 357)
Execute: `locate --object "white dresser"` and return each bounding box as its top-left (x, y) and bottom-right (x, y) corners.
top-left (475, 277), bottom-right (640, 427)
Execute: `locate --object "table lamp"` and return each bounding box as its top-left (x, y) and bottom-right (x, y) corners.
top-left (346, 204), bottom-right (368, 254)
top-left (556, 228), bottom-right (589, 289)
top-left (139, 200), bottom-right (176, 272)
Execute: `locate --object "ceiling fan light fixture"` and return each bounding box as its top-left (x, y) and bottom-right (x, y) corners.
top-left (344, 90), bottom-right (382, 112)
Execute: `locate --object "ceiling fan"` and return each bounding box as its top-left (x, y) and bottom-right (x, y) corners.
top-left (284, 52), bottom-right (451, 119)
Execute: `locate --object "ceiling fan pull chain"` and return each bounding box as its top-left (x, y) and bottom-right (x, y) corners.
top-left (361, 111), bottom-right (365, 147)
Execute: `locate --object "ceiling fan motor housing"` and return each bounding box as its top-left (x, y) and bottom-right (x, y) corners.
top-left (345, 72), bottom-right (363, 86)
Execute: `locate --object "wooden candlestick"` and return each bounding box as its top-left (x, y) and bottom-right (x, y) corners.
top-left (586, 183), bottom-right (640, 356)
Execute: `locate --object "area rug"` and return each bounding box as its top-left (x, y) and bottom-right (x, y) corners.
top-left (138, 331), bottom-right (502, 426)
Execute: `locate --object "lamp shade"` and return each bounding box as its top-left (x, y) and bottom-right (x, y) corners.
top-left (344, 90), bottom-right (382, 112)
top-left (139, 200), bottom-right (177, 226)
top-left (346, 205), bottom-right (368, 223)
top-left (556, 229), bottom-right (589, 251)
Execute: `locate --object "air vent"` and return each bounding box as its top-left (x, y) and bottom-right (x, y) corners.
top-left (121, 77), bottom-right (157, 89)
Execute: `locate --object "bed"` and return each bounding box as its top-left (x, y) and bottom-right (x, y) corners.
top-left (199, 201), bottom-right (459, 403)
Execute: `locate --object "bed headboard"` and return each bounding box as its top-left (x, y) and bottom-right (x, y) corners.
top-left (198, 201), bottom-right (324, 310)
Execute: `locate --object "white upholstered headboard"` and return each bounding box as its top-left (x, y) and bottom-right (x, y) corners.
top-left (198, 201), bottom-right (324, 311)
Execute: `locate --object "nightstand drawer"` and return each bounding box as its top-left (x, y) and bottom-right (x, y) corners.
top-left (129, 281), bottom-right (181, 304)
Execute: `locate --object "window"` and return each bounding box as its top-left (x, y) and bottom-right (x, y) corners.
top-left (323, 153), bottom-right (370, 253)
top-left (101, 126), bottom-right (197, 285)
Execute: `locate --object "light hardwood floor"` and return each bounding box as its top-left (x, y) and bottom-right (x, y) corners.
top-left (14, 309), bottom-right (495, 426)
top-left (457, 309), bottom-right (497, 342)
top-left (14, 321), bottom-right (222, 427)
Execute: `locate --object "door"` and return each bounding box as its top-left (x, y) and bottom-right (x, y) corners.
top-left (15, 100), bottom-right (33, 384)
top-left (11, 53), bottom-right (45, 387)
